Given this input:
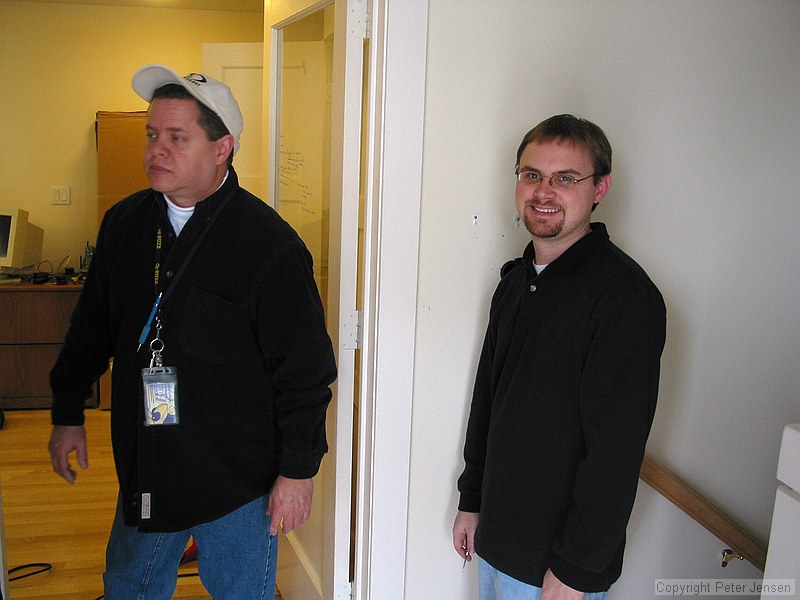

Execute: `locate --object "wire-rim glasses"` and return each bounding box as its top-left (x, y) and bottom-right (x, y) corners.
top-left (515, 168), bottom-right (596, 190)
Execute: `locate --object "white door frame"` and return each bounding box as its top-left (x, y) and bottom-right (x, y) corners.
top-left (266, 1), bottom-right (364, 599)
top-left (353, 1), bottom-right (428, 599)
top-left (265, 1), bottom-right (430, 598)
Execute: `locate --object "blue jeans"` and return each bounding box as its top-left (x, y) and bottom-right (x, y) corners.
top-left (103, 495), bottom-right (277, 600)
top-left (480, 557), bottom-right (609, 600)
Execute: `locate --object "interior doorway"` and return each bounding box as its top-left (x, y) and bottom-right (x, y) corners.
top-left (267, 1), bottom-right (366, 598)
top-left (266, 3), bottom-right (429, 598)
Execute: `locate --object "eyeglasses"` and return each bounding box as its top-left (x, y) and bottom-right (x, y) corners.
top-left (515, 168), bottom-right (596, 190)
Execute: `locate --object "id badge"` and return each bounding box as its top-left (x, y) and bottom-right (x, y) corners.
top-left (142, 366), bottom-right (179, 426)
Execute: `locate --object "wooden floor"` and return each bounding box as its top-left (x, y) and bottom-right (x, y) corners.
top-left (0, 409), bottom-right (281, 599)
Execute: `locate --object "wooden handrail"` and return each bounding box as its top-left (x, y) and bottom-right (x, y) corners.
top-left (639, 455), bottom-right (767, 571)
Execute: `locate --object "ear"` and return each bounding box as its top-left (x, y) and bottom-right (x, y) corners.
top-left (593, 174), bottom-right (612, 206)
top-left (214, 134), bottom-right (235, 165)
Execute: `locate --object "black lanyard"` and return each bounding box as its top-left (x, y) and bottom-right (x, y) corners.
top-left (137, 187), bottom-right (235, 351)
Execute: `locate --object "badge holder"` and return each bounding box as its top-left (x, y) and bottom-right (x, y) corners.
top-left (138, 190), bottom-right (235, 426)
top-left (141, 316), bottom-right (179, 425)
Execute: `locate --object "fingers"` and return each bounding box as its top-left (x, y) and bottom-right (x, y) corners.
top-left (267, 494), bottom-right (278, 535)
top-left (452, 511), bottom-right (479, 560)
top-left (76, 443), bottom-right (89, 469)
top-left (453, 530), bottom-right (474, 561)
top-left (269, 501), bottom-right (311, 534)
top-left (268, 505), bottom-right (305, 535)
top-left (267, 476), bottom-right (313, 535)
top-left (277, 512), bottom-right (305, 535)
top-left (48, 425), bottom-right (88, 485)
top-left (49, 434), bottom-right (73, 483)
top-left (51, 453), bottom-right (77, 484)
top-left (453, 533), bottom-right (469, 560)
top-left (452, 523), bottom-right (466, 557)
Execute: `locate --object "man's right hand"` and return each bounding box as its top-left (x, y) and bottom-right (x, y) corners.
top-left (48, 425), bottom-right (88, 485)
top-left (452, 510), bottom-right (479, 563)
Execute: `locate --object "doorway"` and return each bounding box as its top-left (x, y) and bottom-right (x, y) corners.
top-left (268, 2), bottom-right (365, 598)
top-left (266, 2), bottom-right (428, 599)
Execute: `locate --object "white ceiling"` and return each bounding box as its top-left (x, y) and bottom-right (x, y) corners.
top-left (22, 0), bottom-right (263, 13)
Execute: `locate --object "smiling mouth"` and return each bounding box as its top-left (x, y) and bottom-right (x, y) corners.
top-left (532, 205), bottom-right (560, 214)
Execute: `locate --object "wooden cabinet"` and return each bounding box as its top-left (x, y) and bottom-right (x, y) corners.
top-left (96, 110), bottom-right (149, 222)
top-left (0, 284), bottom-right (97, 409)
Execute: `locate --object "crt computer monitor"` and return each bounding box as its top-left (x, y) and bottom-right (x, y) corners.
top-left (0, 208), bottom-right (44, 281)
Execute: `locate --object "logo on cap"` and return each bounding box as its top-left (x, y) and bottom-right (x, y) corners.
top-left (185, 73), bottom-right (208, 86)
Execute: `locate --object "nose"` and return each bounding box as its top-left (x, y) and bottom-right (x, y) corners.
top-left (532, 178), bottom-right (556, 199)
top-left (146, 136), bottom-right (167, 158)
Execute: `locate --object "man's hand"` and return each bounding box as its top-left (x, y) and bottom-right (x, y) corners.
top-left (267, 476), bottom-right (313, 535)
top-left (452, 510), bottom-right (479, 563)
top-left (48, 425), bottom-right (88, 485)
top-left (541, 569), bottom-right (585, 600)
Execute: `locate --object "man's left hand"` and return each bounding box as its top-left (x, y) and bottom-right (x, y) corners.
top-left (541, 569), bottom-right (585, 600)
top-left (267, 476), bottom-right (313, 535)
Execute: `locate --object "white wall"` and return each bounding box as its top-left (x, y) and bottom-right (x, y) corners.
top-left (405, 1), bottom-right (800, 598)
top-left (611, 483), bottom-right (764, 600)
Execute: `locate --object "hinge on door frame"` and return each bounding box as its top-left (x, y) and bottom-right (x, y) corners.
top-left (341, 309), bottom-right (362, 350)
top-left (350, 0), bottom-right (371, 39)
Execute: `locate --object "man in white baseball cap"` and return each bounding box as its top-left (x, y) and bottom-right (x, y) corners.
top-left (132, 64), bottom-right (244, 155)
top-left (48, 65), bottom-right (336, 599)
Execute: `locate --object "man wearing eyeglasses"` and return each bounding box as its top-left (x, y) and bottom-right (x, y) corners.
top-left (453, 115), bottom-right (666, 599)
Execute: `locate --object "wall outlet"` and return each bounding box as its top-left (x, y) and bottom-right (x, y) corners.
top-left (50, 186), bottom-right (71, 205)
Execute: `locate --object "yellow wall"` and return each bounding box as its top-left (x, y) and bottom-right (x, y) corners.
top-left (0, 0), bottom-right (263, 269)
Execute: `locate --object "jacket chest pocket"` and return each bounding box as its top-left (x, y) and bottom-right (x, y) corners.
top-left (179, 287), bottom-right (254, 365)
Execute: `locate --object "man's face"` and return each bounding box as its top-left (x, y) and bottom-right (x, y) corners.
top-left (144, 98), bottom-right (232, 207)
top-left (515, 140), bottom-right (611, 249)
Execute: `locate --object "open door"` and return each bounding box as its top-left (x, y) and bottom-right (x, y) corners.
top-left (265, 2), bottom-right (366, 599)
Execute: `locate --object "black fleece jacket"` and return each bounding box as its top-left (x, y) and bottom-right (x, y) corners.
top-left (51, 168), bottom-right (336, 532)
top-left (458, 223), bottom-right (666, 592)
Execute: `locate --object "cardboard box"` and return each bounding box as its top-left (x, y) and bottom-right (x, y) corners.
top-left (96, 111), bottom-right (150, 223)
top-left (96, 111), bottom-right (149, 408)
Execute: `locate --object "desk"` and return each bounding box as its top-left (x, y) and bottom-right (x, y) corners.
top-left (0, 283), bottom-right (98, 409)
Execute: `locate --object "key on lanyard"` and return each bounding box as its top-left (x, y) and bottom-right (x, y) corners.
top-left (149, 317), bottom-right (164, 368)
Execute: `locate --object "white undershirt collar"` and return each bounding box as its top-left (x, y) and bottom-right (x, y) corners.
top-left (163, 170), bottom-right (229, 236)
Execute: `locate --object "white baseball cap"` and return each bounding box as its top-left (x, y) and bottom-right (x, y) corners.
top-left (132, 64), bottom-right (244, 155)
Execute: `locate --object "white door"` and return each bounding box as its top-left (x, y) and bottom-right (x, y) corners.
top-left (266, 2), bottom-right (365, 599)
top-left (202, 42), bottom-right (265, 200)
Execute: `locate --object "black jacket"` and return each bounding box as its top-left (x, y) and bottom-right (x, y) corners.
top-left (458, 223), bottom-right (666, 591)
top-left (51, 168), bottom-right (336, 532)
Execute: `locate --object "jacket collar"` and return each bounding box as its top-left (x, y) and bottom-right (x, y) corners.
top-left (155, 166), bottom-right (240, 218)
top-left (191, 166), bottom-right (239, 219)
top-left (521, 222), bottom-right (610, 276)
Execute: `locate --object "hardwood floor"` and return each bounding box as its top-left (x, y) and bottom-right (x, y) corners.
top-left (0, 409), bottom-right (281, 599)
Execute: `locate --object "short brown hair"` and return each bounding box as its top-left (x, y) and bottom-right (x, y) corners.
top-left (516, 114), bottom-right (611, 184)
